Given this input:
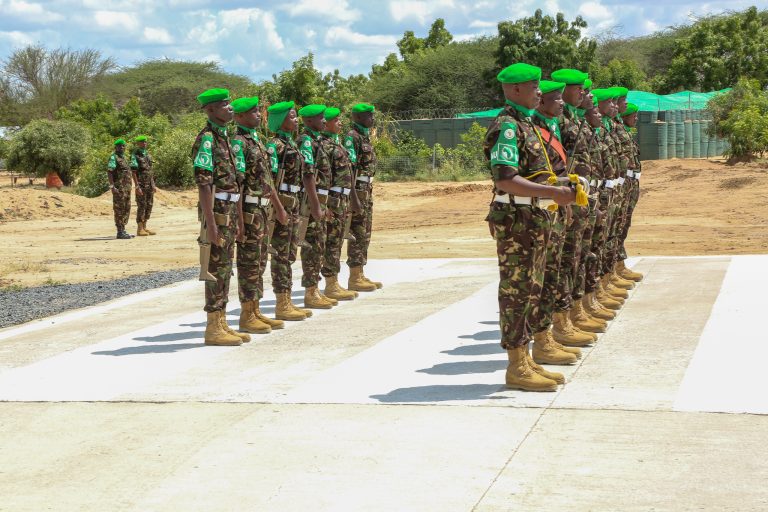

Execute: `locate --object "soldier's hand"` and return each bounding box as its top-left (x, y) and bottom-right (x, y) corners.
top-left (207, 224), bottom-right (221, 247)
top-left (276, 208), bottom-right (289, 226)
top-left (135, 187), bottom-right (144, 196)
top-left (553, 186), bottom-right (576, 206)
top-left (311, 205), bottom-right (323, 221)
top-left (351, 197), bottom-right (363, 214)
top-left (235, 222), bottom-right (245, 244)
top-left (325, 208), bottom-right (333, 221)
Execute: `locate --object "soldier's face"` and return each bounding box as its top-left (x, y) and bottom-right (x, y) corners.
top-left (115, 144), bottom-right (125, 154)
top-left (616, 96), bottom-right (628, 114)
top-left (623, 112), bottom-right (638, 128)
top-left (326, 117), bottom-right (342, 134)
top-left (304, 113), bottom-right (326, 132)
top-left (137, 141), bottom-right (147, 149)
top-left (585, 107), bottom-right (602, 128)
top-left (354, 112), bottom-right (374, 128)
top-left (538, 91), bottom-right (564, 118)
top-left (235, 109), bottom-right (260, 129)
top-left (562, 84), bottom-right (583, 107)
top-left (580, 91), bottom-right (594, 109)
top-left (597, 99), bottom-right (613, 117)
top-left (281, 109), bottom-right (298, 132)
top-left (206, 100), bottom-right (234, 125)
top-left (504, 80), bottom-right (540, 110)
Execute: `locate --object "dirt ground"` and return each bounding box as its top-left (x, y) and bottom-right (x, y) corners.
top-left (1, 158), bottom-right (766, 289)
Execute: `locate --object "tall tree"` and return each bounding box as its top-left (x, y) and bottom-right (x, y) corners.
top-left (425, 18), bottom-right (453, 49)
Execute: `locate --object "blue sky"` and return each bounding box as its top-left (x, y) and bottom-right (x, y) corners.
top-left (0, 0), bottom-right (760, 81)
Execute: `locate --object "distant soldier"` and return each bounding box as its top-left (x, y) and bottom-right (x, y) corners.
top-left (484, 63), bottom-right (576, 392)
top-left (320, 107), bottom-right (360, 301)
top-left (131, 135), bottom-right (157, 236)
top-left (107, 138), bottom-right (133, 240)
top-left (346, 103), bottom-right (382, 292)
top-left (192, 88), bottom-right (250, 346)
top-left (618, 102), bottom-right (644, 282)
top-left (230, 96), bottom-right (288, 334)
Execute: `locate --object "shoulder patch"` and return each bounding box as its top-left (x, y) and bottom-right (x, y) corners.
top-left (299, 135), bottom-right (314, 165)
top-left (344, 135), bottom-right (357, 163)
top-left (193, 134), bottom-right (214, 172)
top-left (107, 153), bottom-right (117, 170)
top-left (231, 139), bottom-right (246, 173)
top-left (266, 142), bottom-right (279, 174)
top-left (490, 121), bottom-right (519, 168)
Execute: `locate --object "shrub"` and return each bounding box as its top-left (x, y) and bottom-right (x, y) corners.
top-left (707, 78), bottom-right (768, 159)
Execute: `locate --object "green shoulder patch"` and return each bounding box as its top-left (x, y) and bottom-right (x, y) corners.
top-left (266, 142), bottom-right (279, 174)
top-left (344, 135), bottom-right (357, 163)
top-left (299, 135), bottom-right (314, 165)
top-left (107, 153), bottom-right (117, 171)
top-left (193, 134), bottom-right (214, 172)
top-left (130, 153), bottom-right (139, 169)
top-left (490, 121), bottom-right (519, 168)
top-left (231, 139), bottom-right (246, 173)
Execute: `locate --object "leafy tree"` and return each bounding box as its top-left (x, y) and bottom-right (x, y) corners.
top-left (396, 19), bottom-right (453, 61)
top-left (397, 31), bottom-right (426, 60)
top-left (707, 78), bottom-right (768, 159)
top-left (271, 53), bottom-right (325, 106)
top-left (371, 53), bottom-right (401, 78)
top-left (425, 18), bottom-right (453, 49)
top-left (6, 119), bottom-right (89, 185)
top-left (321, 70), bottom-right (369, 109)
top-left (591, 58), bottom-right (650, 90)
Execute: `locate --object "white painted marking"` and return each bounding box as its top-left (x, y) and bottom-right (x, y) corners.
top-left (674, 255), bottom-right (768, 415)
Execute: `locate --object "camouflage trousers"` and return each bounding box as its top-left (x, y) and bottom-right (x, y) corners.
top-left (347, 185), bottom-right (373, 268)
top-left (270, 198), bottom-right (300, 293)
top-left (556, 204), bottom-right (590, 310)
top-left (112, 187), bottom-right (131, 229)
top-left (237, 204), bottom-right (270, 303)
top-left (574, 198), bottom-right (599, 298)
top-left (300, 213), bottom-right (327, 288)
top-left (321, 193), bottom-right (349, 278)
top-left (135, 186), bottom-right (154, 223)
top-left (204, 199), bottom-right (237, 313)
top-left (531, 207), bottom-right (566, 333)
top-left (603, 186), bottom-right (625, 275)
top-left (618, 178), bottom-right (641, 261)
top-left (489, 204), bottom-right (550, 349)
top-left (587, 190), bottom-right (613, 292)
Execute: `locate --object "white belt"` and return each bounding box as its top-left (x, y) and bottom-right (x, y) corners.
top-left (494, 195), bottom-right (556, 209)
top-left (630, 171), bottom-right (641, 180)
top-left (330, 186), bottom-right (351, 195)
top-left (590, 179), bottom-right (604, 188)
top-left (617, 177), bottom-right (625, 186)
top-left (356, 176), bottom-right (373, 183)
top-left (244, 195), bottom-right (270, 206)
top-left (626, 169), bottom-right (635, 178)
top-left (279, 184), bottom-right (301, 193)
top-left (317, 188), bottom-right (329, 196)
top-left (538, 198), bottom-right (556, 209)
top-left (604, 180), bottom-right (615, 189)
top-left (214, 192), bottom-right (240, 202)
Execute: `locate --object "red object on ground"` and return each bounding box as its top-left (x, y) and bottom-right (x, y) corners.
top-left (46, 172), bottom-right (63, 189)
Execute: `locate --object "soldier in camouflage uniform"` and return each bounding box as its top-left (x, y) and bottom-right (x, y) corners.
top-left (131, 135), bottom-right (156, 237)
top-left (484, 63), bottom-right (576, 392)
top-left (529, 80), bottom-right (588, 364)
top-left (192, 88), bottom-right (250, 346)
top-left (617, 102), bottom-right (644, 282)
top-left (346, 103), bottom-right (381, 292)
top-left (107, 138), bottom-right (134, 240)
top-left (297, 104), bottom-right (337, 309)
top-left (267, 101), bottom-right (314, 321)
top-left (230, 96), bottom-right (288, 335)
top-left (320, 107), bottom-right (360, 301)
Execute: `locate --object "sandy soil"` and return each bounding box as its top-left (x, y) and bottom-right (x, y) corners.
top-left (1, 158), bottom-right (766, 288)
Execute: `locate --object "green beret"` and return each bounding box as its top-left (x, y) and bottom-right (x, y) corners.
top-left (583, 78), bottom-right (593, 90)
top-left (114, 138), bottom-right (126, 145)
top-left (197, 88), bottom-right (230, 106)
top-left (134, 135), bottom-right (147, 142)
top-left (550, 69), bottom-right (588, 86)
top-left (298, 104), bottom-right (327, 117)
top-left (592, 88), bottom-right (614, 103)
top-left (621, 103), bottom-right (639, 116)
top-left (497, 62), bottom-right (541, 84)
top-left (324, 107), bottom-right (341, 120)
top-left (267, 100), bottom-right (295, 132)
top-left (612, 86), bottom-right (629, 98)
top-left (231, 96), bottom-right (260, 114)
top-left (352, 103), bottom-right (375, 113)
top-left (539, 80), bottom-right (566, 95)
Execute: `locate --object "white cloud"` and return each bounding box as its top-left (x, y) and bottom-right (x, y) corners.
top-left (468, 20), bottom-right (497, 29)
top-left (324, 27), bottom-right (398, 48)
top-left (578, 1), bottom-right (611, 20)
top-left (93, 10), bottom-right (140, 31)
top-left (216, 8), bottom-right (285, 51)
top-left (7, 0), bottom-right (63, 23)
top-left (0, 30), bottom-right (35, 47)
top-left (389, 0), bottom-right (456, 25)
top-left (143, 27), bottom-right (173, 44)
top-left (288, 0), bottom-right (361, 23)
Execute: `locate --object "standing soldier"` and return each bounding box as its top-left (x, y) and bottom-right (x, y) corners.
top-left (267, 101), bottom-right (313, 321)
top-left (484, 63), bottom-right (576, 392)
top-left (298, 104), bottom-right (337, 309)
top-left (618, 103), bottom-right (644, 282)
top-left (131, 135), bottom-right (157, 237)
top-left (192, 88), bottom-right (250, 346)
top-left (320, 107), bottom-right (361, 301)
top-left (230, 96), bottom-right (289, 334)
top-left (107, 138), bottom-right (133, 240)
top-left (346, 103), bottom-right (381, 292)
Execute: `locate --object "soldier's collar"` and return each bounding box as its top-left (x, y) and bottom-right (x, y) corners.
top-left (533, 110), bottom-right (556, 122)
top-left (322, 131), bottom-right (341, 143)
top-left (304, 127), bottom-right (322, 138)
top-left (352, 122), bottom-right (370, 136)
top-left (504, 99), bottom-right (535, 119)
top-left (207, 119), bottom-right (228, 137)
top-left (237, 124), bottom-right (258, 139)
top-left (276, 130), bottom-right (295, 143)
top-left (575, 108), bottom-right (586, 119)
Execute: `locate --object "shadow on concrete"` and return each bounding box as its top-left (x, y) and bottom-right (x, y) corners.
top-left (459, 329), bottom-right (501, 341)
top-left (370, 384), bottom-right (506, 403)
top-left (479, 320), bottom-right (499, 325)
top-left (178, 295), bottom-right (295, 327)
top-left (441, 343), bottom-right (503, 356)
top-left (134, 331), bottom-right (203, 342)
top-left (417, 359), bottom-right (506, 375)
top-left (93, 343), bottom-right (203, 356)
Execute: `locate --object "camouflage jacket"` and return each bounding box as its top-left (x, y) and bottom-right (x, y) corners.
top-left (107, 152), bottom-right (132, 189)
top-left (298, 128), bottom-right (332, 191)
top-left (531, 113), bottom-right (567, 176)
top-left (130, 149), bottom-right (154, 187)
top-left (484, 101), bottom-right (553, 195)
top-left (346, 123), bottom-right (376, 179)
top-left (612, 117), bottom-right (633, 175)
top-left (267, 131), bottom-right (309, 190)
top-left (599, 119), bottom-right (621, 180)
top-left (233, 125), bottom-right (274, 198)
top-left (624, 126), bottom-right (641, 170)
top-left (191, 120), bottom-right (240, 193)
top-left (587, 127), bottom-right (606, 181)
top-left (320, 133), bottom-right (354, 190)
top-left (560, 106), bottom-right (592, 178)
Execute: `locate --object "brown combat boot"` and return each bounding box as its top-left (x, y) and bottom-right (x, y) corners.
top-left (137, 222), bottom-right (150, 236)
top-left (204, 312), bottom-right (242, 346)
top-left (275, 292), bottom-right (307, 321)
top-left (348, 266), bottom-right (377, 292)
top-left (584, 292), bottom-right (616, 320)
top-left (610, 267), bottom-right (635, 289)
top-left (144, 222), bottom-right (156, 235)
top-left (219, 311), bottom-right (251, 342)
top-left (532, 329), bottom-right (578, 365)
top-left (324, 275), bottom-right (357, 301)
top-left (524, 347), bottom-right (565, 385)
top-left (361, 266), bottom-right (382, 289)
top-left (304, 286), bottom-right (333, 309)
top-left (618, 260), bottom-right (643, 282)
top-left (318, 290), bottom-right (338, 306)
top-left (570, 300), bottom-right (607, 333)
top-left (505, 345), bottom-right (558, 392)
top-left (552, 310), bottom-right (596, 346)
top-left (253, 301), bottom-right (284, 330)
top-left (596, 282), bottom-right (623, 310)
top-left (605, 280), bottom-right (630, 298)
top-left (238, 301), bottom-right (271, 334)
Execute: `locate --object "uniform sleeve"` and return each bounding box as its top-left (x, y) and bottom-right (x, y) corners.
top-left (192, 134), bottom-right (214, 186)
top-left (344, 134), bottom-right (357, 164)
top-left (231, 138), bottom-right (246, 175)
top-left (130, 152), bottom-right (139, 170)
top-left (107, 154), bottom-right (117, 171)
top-left (486, 120), bottom-right (520, 182)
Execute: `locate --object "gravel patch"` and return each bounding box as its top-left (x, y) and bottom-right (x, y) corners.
top-left (0, 268), bottom-right (198, 329)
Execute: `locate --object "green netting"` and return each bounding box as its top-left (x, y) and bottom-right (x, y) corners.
top-left (455, 88), bottom-right (732, 118)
